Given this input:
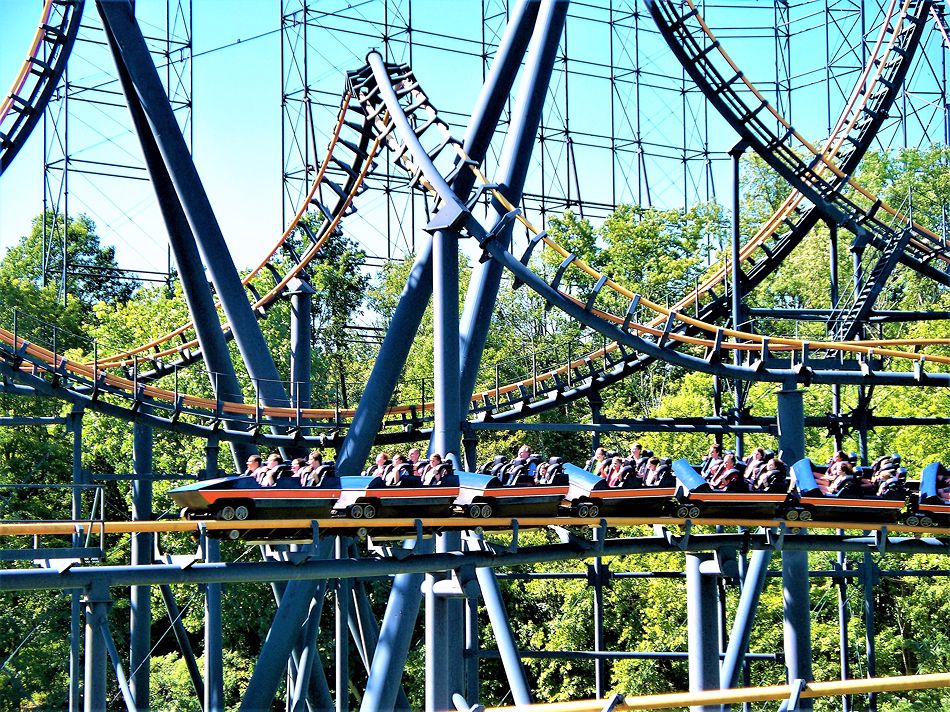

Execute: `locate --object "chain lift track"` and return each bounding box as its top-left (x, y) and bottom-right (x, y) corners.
top-left (3, 2), bottom-right (950, 447)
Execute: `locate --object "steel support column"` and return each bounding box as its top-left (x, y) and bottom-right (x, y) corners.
top-left (204, 439), bottom-right (225, 712)
top-left (241, 538), bottom-right (334, 712)
top-left (458, 0), bottom-right (569, 411)
top-left (291, 587), bottom-right (330, 712)
top-left (67, 408), bottom-right (83, 712)
top-left (97, 0), bottom-right (292, 425)
top-left (720, 550), bottom-right (773, 695)
top-left (829, 222), bottom-right (843, 451)
top-left (475, 565), bottom-right (532, 706)
top-left (863, 554), bottom-right (877, 712)
top-left (96, 0), bottom-right (254, 470)
top-left (589, 392), bottom-right (603, 455)
top-left (336, 0), bottom-right (540, 476)
top-left (777, 385), bottom-right (812, 710)
top-left (592, 529), bottom-right (607, 698)
top-left (465, 585), bottom-right (480, 704)
top-left (346, 561), bottom-right (412, 710)
top-left (360, 537), bottom-right (433, 712)
top-left (159, 584), bottom-right (204, 702)
top-left (729, 142), bottom-right (748, 458)
top-left (243, 579), bottom-right (327, 711)
top-left (837, 547), bottom-right (851, 712)
top-left (336, 241), bottom-right (433, 475)
top-left (289, 278), bottom-right (314, 411)
top-left (425, 533), bottom-right (466, 712)
top-left (83, 586), bottom-right (109, 712)
top-left (336, 538), bottom-right (351, 712)
top-left (432, 220), bottom-right (461, 460)
top-left (686, 553), bottom-right (719, 712)
top-left (130, 423), bottom-right (152, 710)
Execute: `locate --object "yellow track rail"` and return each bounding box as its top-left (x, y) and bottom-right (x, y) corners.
top-left (1, 516), bottom-right (947, 538)
top-left (482, 672), bottom-right (950, 712)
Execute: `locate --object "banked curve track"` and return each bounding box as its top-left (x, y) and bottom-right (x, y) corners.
top-left (0, 0), bottom-right (84, 177)
top-left (3, 4), bottom-right (950, 446)
top-left (647, 0), bottom-right (950, 294)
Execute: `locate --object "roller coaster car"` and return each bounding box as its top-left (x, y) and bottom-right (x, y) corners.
top-left (907, 462), bottom-right (950, 527)
top-left (333, 464), bottom-right (460, 520)
top-left (790, 459), bottom-right (909, 523)
top-left (563, 463), bottom-right (677, 518)
top-left (170, 464), bottom-right (343, 522)
top-left (672, 459), bottom-right (793, 520)
top-left (455, 457), bottom-right (570, 519)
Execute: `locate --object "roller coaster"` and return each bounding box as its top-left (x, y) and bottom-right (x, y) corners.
top-left (4, 0), bottom-right (950, 711)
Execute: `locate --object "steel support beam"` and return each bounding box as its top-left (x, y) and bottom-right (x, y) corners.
top-left (720, 550), bottom-right (773, 695)
top-left (335, 0), bottom-right (541, 475)
top-left (777, 385), bottom-right (812, 710)
top-left (863, 554), bottom-right (878, 712)
top-left (465, 587), bottom-right (480, 704)
top-left (247, 578), bottom-right (323, 712)
top-left (67, 409), bottom-right (84, 712)
top-left (9, 530), bottom-right (950, 592)
top-left (425, 533), bottom-right (467, 712)
top-left (204, 440), bottom-right (225, 712)
top-left (336, 538), bottom-right (351, 712)
top-left (83, 586), bottom-right (109, 712)
top-left (98, 612), bottom-right (137, 712)
top-left (360, 537), bottom-right (434, 712)
top-left (289, 279), bottom-right (314, 411)
top-left (475, 564), bottom-right (533, 706)
top-left (729, 142), bottom-right (748, 458)
top-left (346, 560), bottom-right (412, 711)
top-left (592, 529), bottom-right (607, 697)
top-left (837, 548), bottom-right (851, 712)
top-left (96, 0), bottom-right (292, 441)
top-left (130, 423), bottom-right (152, 711)
top-left (96, 0), bottom-right (253, 470)
top-left (159, 584), bottom-right (204, 703)
top-left (458, 0), bottom-right (569, 418)
top-left (291, 586), bottom-right (331, 712)
top-left (241, 538), bottom-right (334, 712)
top-left (686, 554), bottom-right (719, 712)
top-left (432, 220), bottom-right (461, 460)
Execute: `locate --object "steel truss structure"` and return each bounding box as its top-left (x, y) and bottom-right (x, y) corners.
top-left (4, 1), bottom-right (950, 712)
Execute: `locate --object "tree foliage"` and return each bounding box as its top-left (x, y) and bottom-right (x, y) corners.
top-left (4, 138), bottom-right (950, 712)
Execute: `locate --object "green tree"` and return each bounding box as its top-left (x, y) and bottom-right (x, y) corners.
top-left (306, 225), bottom-right (369, 409)
top-left (2, 212), bottom-right (138, 308)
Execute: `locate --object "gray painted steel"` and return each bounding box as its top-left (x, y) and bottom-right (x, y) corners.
top-left (686, 554), bottom-right (719, 712)
top-left (97, 0), bottom-right (292, 450)
top-left (336, 0), bottom-right (541, 476)
top-left (458, 0), bottom-right (570, 423)
top-left (777, 387), bottom-right (813, 710)
top-left (130, 423), bottom-right (152, 710)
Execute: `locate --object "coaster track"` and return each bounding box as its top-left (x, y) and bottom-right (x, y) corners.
top-left (0, 0), bottom-right (84, 177)
top-left (2, 2), bottom-right (950, 445)
top-left (646, 0), bottom-right (950, 300)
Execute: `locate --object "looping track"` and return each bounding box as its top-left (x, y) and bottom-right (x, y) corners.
top-left (2, 2), bottom-right (950, 445)
top-left (0, 0), bottom-right (84, 177)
